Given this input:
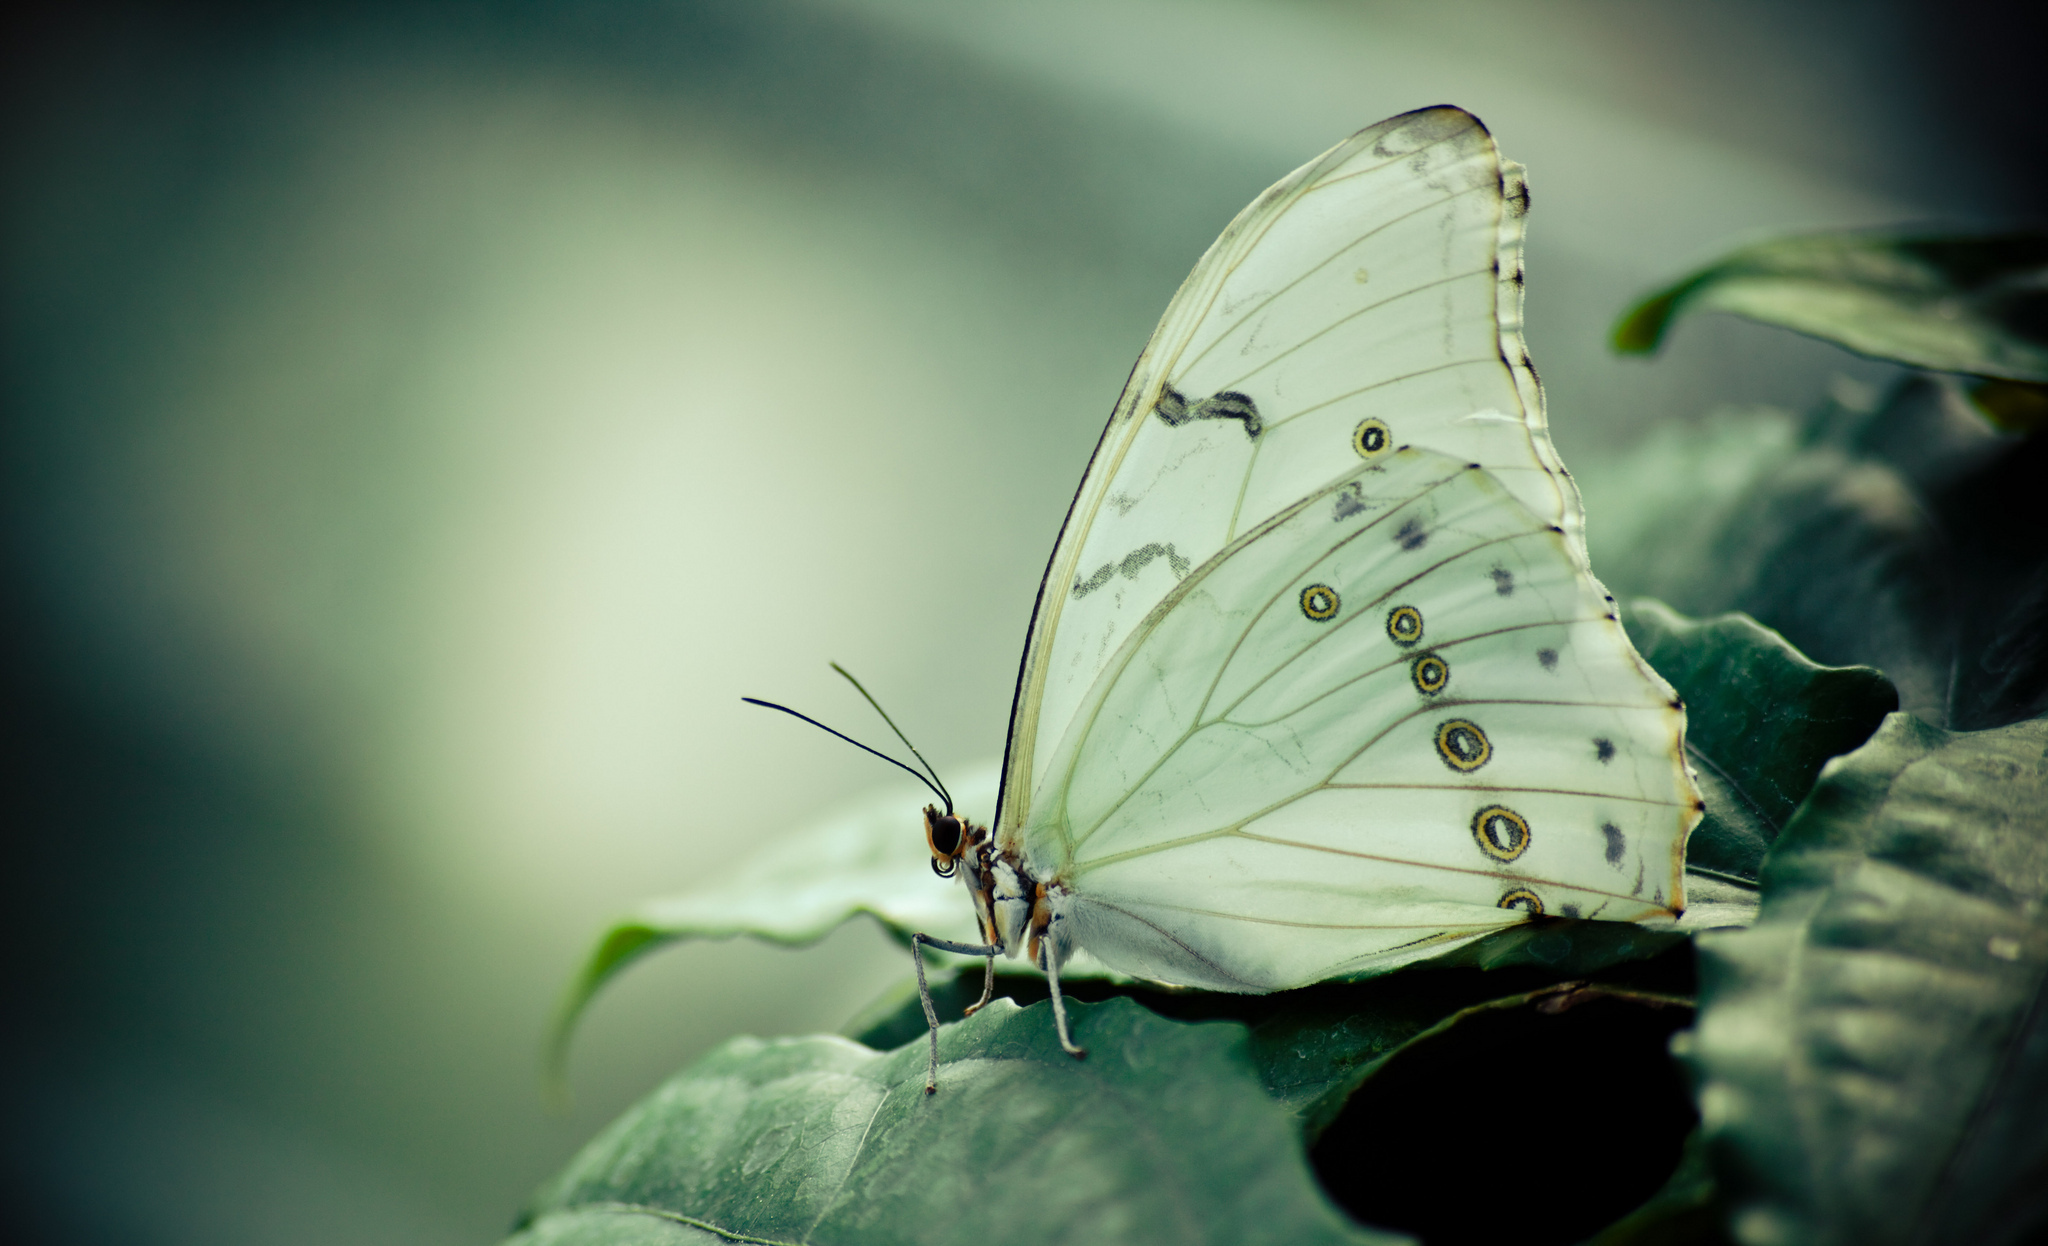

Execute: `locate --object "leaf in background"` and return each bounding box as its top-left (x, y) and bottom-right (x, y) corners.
top-left (1611, 233), bottom-right (2048, 398)
top-left (514, 996), bottom-right (1405, 1246)
top-left (547, 766), bottom-right (1001, 1084)
top-left (1577, 400), bottom-right (1951, 724)
top-left (1579, 374), bottom-right (2048, 727)
top-left (1623, 600), bottom-right (1897, 882)
top-left (1680, 713), bottom-right (2048, 1246)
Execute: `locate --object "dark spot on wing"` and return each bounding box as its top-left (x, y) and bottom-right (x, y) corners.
top-left (1560, 903), bottom-right (1581, 919)
top-left (1594, 737), bottom-right (1615, 763)
top-left (1491, 567), bottom-right (1514, 596)
top-left (1072, 542), bottom-right (1191, 599)
top-left (1154, 383), bottom-right (1190, 424)
top-left (1333, 482), bottom-right (1365, 521)
top-left (1537, 648), bottom-right (1558, 670)
top-left (1155, 385), bottom-right (1261, 439)
top-left (1511, 266), bottom-right (1526, 287)
top-left (1396, 517), bottom-right (1427, 550)
top-left (1602, 822), bottom-right (1625, 865)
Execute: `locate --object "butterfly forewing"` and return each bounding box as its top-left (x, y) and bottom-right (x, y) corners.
top-left (1001, 108), bottom-right (1574, 833)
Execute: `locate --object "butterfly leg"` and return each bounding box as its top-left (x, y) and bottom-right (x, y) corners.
top-left (1040, 943), bottom-right (1087, 1060)
top-left (911, 932), bottom-right (1002, 1094)
top-left (961, 954), bottom-right (996, 1016)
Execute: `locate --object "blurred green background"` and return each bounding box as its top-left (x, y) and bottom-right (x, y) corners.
top-left (3, 2), bottom-right (2041, 1242)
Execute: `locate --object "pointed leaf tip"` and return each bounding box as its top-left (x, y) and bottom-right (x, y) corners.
top-left (1610, 231), bottom-right (2048, 384)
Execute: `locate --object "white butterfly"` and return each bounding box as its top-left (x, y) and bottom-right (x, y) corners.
top-left (895, 106), bottom-right (1701, 1091)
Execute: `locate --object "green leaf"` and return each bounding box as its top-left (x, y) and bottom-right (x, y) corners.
top-left (845, 952), bottom-right (1694, 1123)
top-left (513, 996), bottom-right (1406, 1246)
top-left (840, 964), bottom-right (1517, 1131)
top-left (1574, 405), bottom-right (1957, 726)
top-left (1679, 712), bottom-right (2048, 1246)
top-left (1611, 232), bottom-right (2048, 387)
top-left (1622, 600), bottom-right (1898, 882)
top-left (547, 766), bottom-right (1004, 1086)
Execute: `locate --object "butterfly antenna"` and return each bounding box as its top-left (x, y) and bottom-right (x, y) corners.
top-left (828, 662), bottom-right (955, 815)
top-left (741, 697), bottom-right (951, 812)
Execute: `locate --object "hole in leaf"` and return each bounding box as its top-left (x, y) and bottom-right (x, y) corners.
top-left (1310, 992), bottom-right (1696, 1245)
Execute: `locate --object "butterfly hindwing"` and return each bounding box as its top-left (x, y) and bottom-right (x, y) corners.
top-left (1024, 449), bottom-right (1690, 990)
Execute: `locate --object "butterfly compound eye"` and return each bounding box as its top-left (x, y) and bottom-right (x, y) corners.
top-left (925, 808), bottom-right (963, 858)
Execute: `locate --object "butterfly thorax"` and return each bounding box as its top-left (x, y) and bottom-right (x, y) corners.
top-left (923, 804), bottom-right (1068, 967)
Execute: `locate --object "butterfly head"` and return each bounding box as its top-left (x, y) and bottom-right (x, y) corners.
top-left (923, 804), bottom-right (982, 879)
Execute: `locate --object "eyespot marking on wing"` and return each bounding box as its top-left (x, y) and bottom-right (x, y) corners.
top-left (1536, 647), bottom-right (1558, 670)
top-left (1387, 605), bottom-right (1423, 646)
top-left (1593, 737), bottom-right (1615, 763)
top-left (1435, 719), bottom-right (1491, 771)
top-left (1352, 418), bottom-right (1392, 459)
top-left (1499, 888), bottom-right (1543, 916)
top-left (1411, 653), bottom-right (1449, 696)
top-left (1300, 584), bottom-right (1340, 622)
top-left (1153, 383), bottom-right (1262, 439)
top-left (1472, 804), bottom-right (1529, 861)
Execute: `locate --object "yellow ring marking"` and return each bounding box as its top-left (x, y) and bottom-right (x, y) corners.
top-left (1435, 718), bottom-right (1491, 772)
top-left (1386, 605), bottom-right (1423, 646)
top-left (1498, 888), bottom-right (1544, 916)
top-left (1412, 653), bottom-right (1450, 696)
top-left (1352, 418), bottom-right (1392, 459)
top-left (1471, 805), bottom-right (1530, 862)
top-left (1300, 583), bottom-right (1340, 622)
